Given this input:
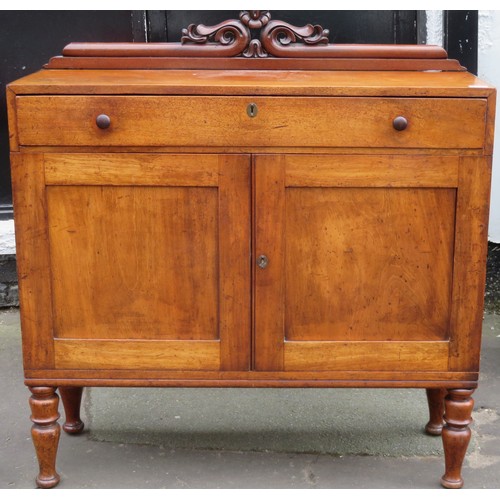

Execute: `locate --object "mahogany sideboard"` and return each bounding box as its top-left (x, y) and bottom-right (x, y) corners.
top-left (7, 11), bottom-right (496, 488)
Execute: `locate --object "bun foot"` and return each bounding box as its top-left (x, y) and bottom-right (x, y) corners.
top-left (440, 476), bottom-right (464, 489)
top-left (63, 421), bottom-right (84, 435)
top-left (36, 472), bottom-right (61, 489)
top-left (426, 422), bottom-right (444, 436)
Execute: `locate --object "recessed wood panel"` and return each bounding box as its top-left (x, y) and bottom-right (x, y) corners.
top-left (284, 341), bottom-right (449, 371)
top-left (47, 185), bottom-right (219, 341)
top-left (285, 187), bottom-right (456, 342)
top-left (54, 339), bottom-right (220, 370)
top-left (44, 153), bottom-right (219, 186)
top-left (285, 155), bottom-right (459, 187)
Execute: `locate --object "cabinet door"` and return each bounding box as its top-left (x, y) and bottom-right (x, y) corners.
top-left (254, 154), bottom-right (460, 372)
top-left (12, 153), bottom-right (251, 372)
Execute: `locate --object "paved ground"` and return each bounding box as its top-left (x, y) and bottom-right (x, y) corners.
top-left (0, 308), bottom-right (499, 489)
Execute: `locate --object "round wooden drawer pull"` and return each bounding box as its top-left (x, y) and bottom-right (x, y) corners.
top-left (393, 116), bottom-right (408, 131)
top-left (96, 114), bottom-right (111, 129)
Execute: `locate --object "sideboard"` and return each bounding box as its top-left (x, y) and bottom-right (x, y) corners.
top-left (7, 11), bottom-right (496, 488)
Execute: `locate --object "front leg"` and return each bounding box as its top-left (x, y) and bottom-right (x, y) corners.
top-left (29, 387), bottom-right (61, 488)
top-left (441, 388), bottom-right (475, 489)
top-left (59, 387), bottom-right (85, 434)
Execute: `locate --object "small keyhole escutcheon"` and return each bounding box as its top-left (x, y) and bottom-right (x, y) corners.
top-left (247, 103), bottom-right (258, 118)
top-left (257, 255), bottom-right (268, 269)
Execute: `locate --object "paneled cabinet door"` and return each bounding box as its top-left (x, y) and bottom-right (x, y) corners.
top-left (12, 153), bottom-right (251, 372)
top-left (253, 154), bottom-right (459, 373)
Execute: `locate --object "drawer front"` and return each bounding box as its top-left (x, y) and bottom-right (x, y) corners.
top-left (16, 95), bottom-right (486, 149)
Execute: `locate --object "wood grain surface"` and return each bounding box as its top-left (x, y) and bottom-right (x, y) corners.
top-left (44, 56), bottom-right (466, 72)
top-left (449, 156), bottom-right (493, 372)
top-left (284, 341), bottom-right (449, 371)
top-left (285, 186), bottom-right (456, 342)
top-left (47, 184), bottom-right (220, 341)
top-left (15, 95), bottom-right (487, 149)
top-left (8, 69), bottom-right (494, 97)
top-left (284, 155), bottom-right (459, 187)
top-left (44, 153), bottom-right (220, 186)
top-left (54, 339), bottom-right (221, 370)
top-left (10, 153), bottom-right (55, 370)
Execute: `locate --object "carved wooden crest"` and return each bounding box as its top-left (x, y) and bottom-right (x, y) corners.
top-left (180, 10), bottom-right (330, 58)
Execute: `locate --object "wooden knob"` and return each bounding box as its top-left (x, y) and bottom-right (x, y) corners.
top-left (393, 116), bottom-right (408, 131)
top-left (96, 114), bottom-right (111, 129)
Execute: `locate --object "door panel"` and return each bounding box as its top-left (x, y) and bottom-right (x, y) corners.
top-left (19, 153), bottom-right (251, 371)
top-left (254, 154), bottom-right (456, 371)
top-left (48, 185), bottom-right (219, 341)
top-left (285, 186), bottom-right (456, 342)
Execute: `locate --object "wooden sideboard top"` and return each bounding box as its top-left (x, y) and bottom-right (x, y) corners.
top-left (8, 68), bottom-right (495, 98)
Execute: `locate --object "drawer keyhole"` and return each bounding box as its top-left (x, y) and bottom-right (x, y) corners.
top-left (247, 103), bottom-right (258, 118)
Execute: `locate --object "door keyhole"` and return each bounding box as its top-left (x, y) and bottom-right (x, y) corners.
top-left (257, 255), bottom-right (268, 269)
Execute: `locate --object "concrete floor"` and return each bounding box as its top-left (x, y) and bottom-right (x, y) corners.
top-left (1, 308), bottom-right (499, 489)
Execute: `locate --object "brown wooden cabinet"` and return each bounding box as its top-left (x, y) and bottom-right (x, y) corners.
top-left (7, 12), bottom-right (496, 489)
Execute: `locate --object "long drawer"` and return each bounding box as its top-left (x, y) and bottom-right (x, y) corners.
top-left (16, 95), bottom-right (487, 149)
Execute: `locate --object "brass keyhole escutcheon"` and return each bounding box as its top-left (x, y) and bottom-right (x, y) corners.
top-left (247, 103), bottom-right (258, 118)
top-left (257, 255), bottom-right (268, 269)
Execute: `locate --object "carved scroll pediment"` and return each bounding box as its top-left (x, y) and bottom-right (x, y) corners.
top-left (180, 10), bottom-right (331, 58)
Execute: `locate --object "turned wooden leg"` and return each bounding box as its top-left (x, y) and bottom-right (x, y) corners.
top-left (425, 388), bottom-right (446, 436)
top-left (441, 388), bottom-right (475, 489)
top-left (59, 387), bottom-right (85, 435)
top-left (29, 387), bottom-right (61, 488)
